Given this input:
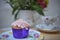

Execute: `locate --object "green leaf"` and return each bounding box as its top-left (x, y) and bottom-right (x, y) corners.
top-left (12, 6), bottom-right (19, 15)
top-left (14, 9), bottom-right (20, 20)
top-left (10, 0), bottom-right (12, 2)
top-left (10, 0), bottom-right (17, 4)
top-left (28, 35), bottom-right (33, 38)
top-left (32, 5), bottom-right (45, 16)
top-left (12, 8), bottom-right (16, 15)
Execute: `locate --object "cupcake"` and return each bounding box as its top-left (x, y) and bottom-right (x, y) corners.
top-left (11, 19), bottom-right (31, 39)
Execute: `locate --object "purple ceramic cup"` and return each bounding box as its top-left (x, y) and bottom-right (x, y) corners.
top-left (12, 28), bottom-right (29, 39)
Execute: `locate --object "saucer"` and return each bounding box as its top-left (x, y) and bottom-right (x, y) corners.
top-left (0, 29), bottom-right (43, 40)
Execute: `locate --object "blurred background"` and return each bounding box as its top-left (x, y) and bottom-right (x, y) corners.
top-left (0, 0), bottom-right (60, 29)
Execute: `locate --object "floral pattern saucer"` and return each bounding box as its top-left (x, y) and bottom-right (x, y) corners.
top-left (0, 29), bottom-right (44, 40)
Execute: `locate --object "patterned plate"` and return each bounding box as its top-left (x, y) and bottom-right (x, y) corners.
top-left (0, 29), bottom-right (44, 40)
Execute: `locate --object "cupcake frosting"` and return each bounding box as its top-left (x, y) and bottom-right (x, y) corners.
top-left (11, 19), bottom-right (31, 29)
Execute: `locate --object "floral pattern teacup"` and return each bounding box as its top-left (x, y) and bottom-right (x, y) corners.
top-left (41, 16), bottom-right (58, 25)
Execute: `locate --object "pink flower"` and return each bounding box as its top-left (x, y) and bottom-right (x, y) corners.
top-left (2, 34), bottom-right (9, 38)
top-left (34, 33), bottom-right (39, 38)
top-left (37, 0), bottom-right (47, 9)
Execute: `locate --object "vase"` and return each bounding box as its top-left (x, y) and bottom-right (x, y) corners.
top-left (18, 10), bottom-right (42, 27)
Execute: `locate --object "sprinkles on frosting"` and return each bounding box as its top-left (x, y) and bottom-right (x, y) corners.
top-left (11, 19), bottom-right (31, 29)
